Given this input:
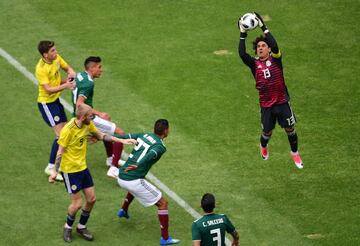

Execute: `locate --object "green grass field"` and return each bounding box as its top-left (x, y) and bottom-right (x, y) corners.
top-left (0, 0), bottom-right (359, 245)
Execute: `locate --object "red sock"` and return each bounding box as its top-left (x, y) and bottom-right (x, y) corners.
top-left (122, 192), bottom-right (134, 212)
top-left (103, 141), bottom-right (113, 157)
top-left (158, 210), bottom-right (169, 240)
top-left (112, 142), bottom-right (123, 167)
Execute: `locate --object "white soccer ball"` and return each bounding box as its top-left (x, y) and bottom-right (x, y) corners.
top-left (240, 13), bottom-right (258, 31)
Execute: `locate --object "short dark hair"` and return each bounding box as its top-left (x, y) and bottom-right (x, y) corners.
top-left (154, 119), bottom-right (169, 135)
top-left (252, 35), bottom-right (269, 53)
top-left (38, 40), bottom-right (55, 56)
top-left (84, 56), bottom-right (101, 69)
top-left (201, 193), bottom-right (215, 213)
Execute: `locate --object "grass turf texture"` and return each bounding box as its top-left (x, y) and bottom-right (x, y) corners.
top-left (0, 0), bottom-right (359, 245)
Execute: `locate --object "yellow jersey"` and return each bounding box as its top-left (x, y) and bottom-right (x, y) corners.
top-left (35, 54), bottom-right (69, 103)
top-left (58, 118), bottom-right (97, 173)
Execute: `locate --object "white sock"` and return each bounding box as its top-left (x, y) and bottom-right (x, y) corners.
top-left (64, 223), bottom-right (72, 229)
top-left (47, 163), bottom-right (55, 169)
top-left (77, 223), bottom-right (86, 229)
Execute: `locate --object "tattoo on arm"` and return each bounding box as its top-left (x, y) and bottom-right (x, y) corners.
top-left (55, 154), bottom-right (62, 172)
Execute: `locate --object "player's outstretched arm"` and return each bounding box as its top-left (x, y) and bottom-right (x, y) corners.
top-left (97, 132), bottom-right (137, 145)
top-left (254, 12), bottom-right (279, 54)
top-left (64, 65), bottom-right (76, 79)
top-left (238, 18), bottom-right (255, 67)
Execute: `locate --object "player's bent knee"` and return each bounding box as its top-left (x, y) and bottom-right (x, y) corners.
top-left (285, 127), bottom-right (295, 135)
top-left (86, 195), bottom-right (96, 205)
top-left (161, 198), bottom-right (168, 208)
top-left (157, 197), bottom-right (168, 209)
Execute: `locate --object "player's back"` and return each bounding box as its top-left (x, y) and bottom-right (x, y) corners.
top-left (119, 133), bottom-right (166, 180)
top-left (192, 213), bottom-right (234, 246)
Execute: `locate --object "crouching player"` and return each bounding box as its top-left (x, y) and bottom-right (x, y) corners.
top-left (49, 104), bottom-right (136, 242)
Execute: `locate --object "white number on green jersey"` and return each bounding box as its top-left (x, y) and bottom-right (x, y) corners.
top-left (129, 138), bottom-right (150, 162)
top-left (210, 228), bottom-right (221, 246)
top-left (72, 87), bottom-right (78, 105)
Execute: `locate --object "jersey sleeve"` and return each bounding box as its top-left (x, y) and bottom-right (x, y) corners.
top-left (35, 66), bottom-right (50, 85)
top-left (224, 215), bottom-right (236, 233)
top-left (265, 31), bottom-right (280, 57)
top-left (57, 55), bottom-right (69, 70)
top-left (89, 121), bottom-right (98, 134)
top-left (238, 34), bottom-right (256, 73)
top-left (75, 74), bottom-right (92, 99)
top-left (191, 222), bottom-right (202, 240)
top-left (77, 83), bottom-right (92, 99)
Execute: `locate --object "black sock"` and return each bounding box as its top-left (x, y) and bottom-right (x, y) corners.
top-left (260, 134), bottom-right (270, 147)
top-left (287, 131), bottom-right (298, 152)
top-left (79, 209), bottom-right (91, 226)
top-left (49, 137), bottom-right (59, 164)
top-left (66, 214), bottom-right (75, 227)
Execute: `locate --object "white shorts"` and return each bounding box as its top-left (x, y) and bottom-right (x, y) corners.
top-left (117, 178), bottom-right (162, 207)
top-left (92, 115), bottom-right (116, 135)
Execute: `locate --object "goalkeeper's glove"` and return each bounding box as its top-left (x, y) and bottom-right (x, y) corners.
top-left (238, 18), bottom-right (247, 35)
top-left (254, 12), bottom-right (268, 32)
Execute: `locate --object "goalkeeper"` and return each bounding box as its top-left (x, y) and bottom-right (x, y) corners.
top-left (238, 12), bottom-right (303, 169)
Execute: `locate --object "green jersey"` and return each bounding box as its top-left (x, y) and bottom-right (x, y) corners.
top-left (72, 71), bottom-right (94, 115)
top-left (192, 213), bottom-right (236, 246)
top-left (117, 133), bottom-right (166, 180)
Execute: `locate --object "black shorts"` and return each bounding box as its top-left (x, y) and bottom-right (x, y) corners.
top-left (37, 98), bottom-right (67, 127)
top-left (260, 102), bottom-right (296, 132)
top-left (62, 168), bottom-right (94, 194)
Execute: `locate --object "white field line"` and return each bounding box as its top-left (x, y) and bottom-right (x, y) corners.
top-left (0, 47), bottom-right (231, 245)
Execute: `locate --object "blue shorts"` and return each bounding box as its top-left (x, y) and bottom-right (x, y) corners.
top-left (37, 98), bottom-right (67, 127)
top-left (61, 168), bottom-right (94, 194)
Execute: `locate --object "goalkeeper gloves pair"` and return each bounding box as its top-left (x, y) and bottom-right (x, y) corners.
top-left (238, 12), bottom-right (268, 33)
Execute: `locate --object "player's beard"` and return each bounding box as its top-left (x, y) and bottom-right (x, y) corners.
top-left (84, 118), bottom-right (91, 125)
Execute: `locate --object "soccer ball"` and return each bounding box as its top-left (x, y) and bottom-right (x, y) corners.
top-left (240, 13), bottom-right (258, 31)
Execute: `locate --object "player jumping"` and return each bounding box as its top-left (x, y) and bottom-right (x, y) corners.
top-left (238, 12), bottom-right (303, 168)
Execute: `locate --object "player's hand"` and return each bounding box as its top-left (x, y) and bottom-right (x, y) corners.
top-left (64, 80), bottom-right (75, 90)
top-left (48, 171), bottom-right (57, 183)
top-left (238, 18), bottom-right (247, 33)
top-left (67, 71), bottom-right (76, 80)
top-left (253, 12), bottom-right (267, 30)
top-left (121, 139), bottom-right (138, 145)
top-left (88, 135), bottom-right (98, 144)
top-left (125, 164), bottom-right (138, 173)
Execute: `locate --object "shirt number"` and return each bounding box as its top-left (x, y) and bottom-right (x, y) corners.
top-left (210, 228), bottom-right (221, 246)
top-left (129, 138), bottom-right (150, 162)
top-left (262, 68), bottom-right (271, 79)
top-left (286, 115), bottom-right (296, 126)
